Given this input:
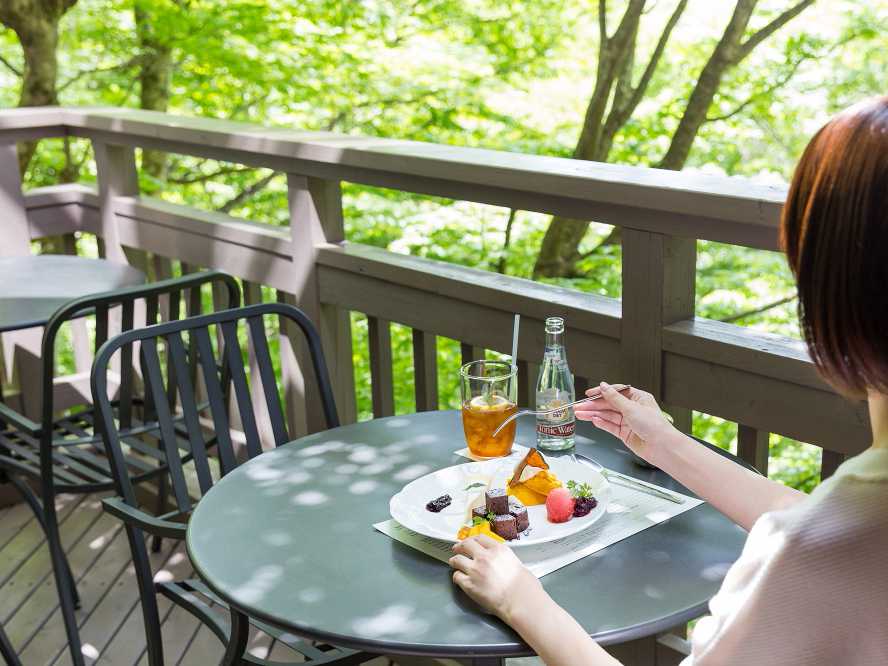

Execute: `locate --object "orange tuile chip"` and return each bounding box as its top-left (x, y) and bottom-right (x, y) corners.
top-left (509, 447), bottom-right (549, 486)
top-left (507, 449), bottom-right (562, 505)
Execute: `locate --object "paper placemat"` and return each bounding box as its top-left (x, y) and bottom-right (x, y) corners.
top-left (374, 482), bottom-right (703, 578)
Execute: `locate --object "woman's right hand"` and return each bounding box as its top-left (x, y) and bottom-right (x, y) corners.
top-left (574, 382), bottom-right (677, 462)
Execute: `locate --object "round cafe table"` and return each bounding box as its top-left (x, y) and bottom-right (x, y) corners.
top-left (186, 411), bottom-right (748, 664)
top-left (0, 255), bottom-right (145, 333)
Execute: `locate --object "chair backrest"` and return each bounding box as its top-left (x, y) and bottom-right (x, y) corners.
top-left (90, 302), bottom-right (339, 514)
top-left (39, 270), bottom-right (241, 440)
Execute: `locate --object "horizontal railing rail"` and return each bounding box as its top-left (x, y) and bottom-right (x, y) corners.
top-left (8, 107), bottom-right (784, 248)
top-left (0, 107), bottom-right (869, 485)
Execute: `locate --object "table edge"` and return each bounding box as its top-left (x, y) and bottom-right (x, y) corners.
top-left (186, 526), bottom-right (707, 657)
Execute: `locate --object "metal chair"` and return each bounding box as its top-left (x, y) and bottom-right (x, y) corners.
top-left (0, 270), bottom-right (240, 666)
top-left (0, 619), bottom-right (21, 666)
top-left (91, 302), bottom-right (371, 665)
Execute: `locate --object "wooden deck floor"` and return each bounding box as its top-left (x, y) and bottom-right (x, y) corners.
top-left (0, 493), bottom-right (405, 665)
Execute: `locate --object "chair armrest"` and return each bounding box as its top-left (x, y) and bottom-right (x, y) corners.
top-left (102, 496), bottom-right (187, 539)
top-left (0, 402), bottom-right (40, 436)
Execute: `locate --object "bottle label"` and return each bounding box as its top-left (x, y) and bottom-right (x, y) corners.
top-left (536, 421), bottom-right (576, 437)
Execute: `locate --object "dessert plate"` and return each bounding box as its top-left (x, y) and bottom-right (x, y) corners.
top-left (389, 456), bottom-right (610, 548)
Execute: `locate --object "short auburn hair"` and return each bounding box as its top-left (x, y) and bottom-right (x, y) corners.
top-left (780, 96), bottom-right (888, 396)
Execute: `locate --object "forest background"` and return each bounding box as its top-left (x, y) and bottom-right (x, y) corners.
top-left (2, 0), bottom-right (886, 492)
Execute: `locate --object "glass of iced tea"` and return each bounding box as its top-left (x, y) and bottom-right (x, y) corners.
top-left (459, 360), bottom-right (518, 459)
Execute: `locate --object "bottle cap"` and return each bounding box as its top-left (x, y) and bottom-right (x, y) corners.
top-left (545, 316), bottom-right (565, 333)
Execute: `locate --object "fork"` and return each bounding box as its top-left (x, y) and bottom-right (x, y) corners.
top-left (572, 452), bottom-right (685, 504)
top-left (490, 384), bottom-right (632, 438)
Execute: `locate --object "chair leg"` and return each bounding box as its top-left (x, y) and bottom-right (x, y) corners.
top-left (0, 621), bottom-right (22, 666)
top-left (125, 525), bottom-right (165, 666)
top-left (151, 475), bottom-right (167, 553)
top-left (222, 608), bottom-right (249, 666)
top-left (6, 474), bottom-right (81, 608)
top-left (42, 490), bottom-right (85, 666)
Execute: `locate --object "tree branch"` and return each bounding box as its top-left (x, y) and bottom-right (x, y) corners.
top-left (58, 55), bottom-right (142, 92)
top-left (324, 89), bottom-right (445, 131)
top-left (628, 0), bottom-right (687, 108)
top-left (598, 0), bottom-right (608, 44)
top-left (610, 0), bottom-right (647, 49)
top-left (707, 25), bottom-right (863, 125)
top-left (736, 0), bottom-right (816, 62)
top-left (0, 52), bottom-right (21, 77)
top-left (611, 23), bottom-right (639, 115)
top-left (168, 165), bottom-right (254, 185)
top-left (718, 295), bottom-right (796, 323)
top-left (496, 208), bottom-right (518, 274)
top-left (705, 56), bottom-right (804, 123)
top-left (597, 0), bottom-right (687, 161)
top-left (217, 172), bottom-right (276, 214)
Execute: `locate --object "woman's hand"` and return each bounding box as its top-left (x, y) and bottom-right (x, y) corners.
top-left (574, 382), bottom-right (676, 462)
top-left (449, 535), bottom-right (546, 622)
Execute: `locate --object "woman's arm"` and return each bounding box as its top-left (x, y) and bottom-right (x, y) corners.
top-left (450, 536), bottom-right (620, 666)
top-left (576, 383), bottom-right (805, 531)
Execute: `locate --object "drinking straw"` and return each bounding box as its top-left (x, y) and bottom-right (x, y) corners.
top-left (511, 314), bottom-right (520, 372)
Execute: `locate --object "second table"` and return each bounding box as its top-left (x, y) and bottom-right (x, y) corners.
top-left (0, 254), bottom-right (145, 333)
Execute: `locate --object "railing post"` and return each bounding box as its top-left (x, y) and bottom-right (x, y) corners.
top-left (738, 424), bottom-right (769, 475)
top-left (284, 175), bottom-right (356, 433)
top-left (0, 142), bottom-right (30, 256)
top-left (517, 359), bottom-right (538, 409)
top-left (460, 343), bottom-right (484, 367)
top-left (93, 142), bottom-right (139, 263)
top-left (0, 141), bottom-right (37, 420)
top-left (368, 316), bottom-right (394, 417)
top-left (820, 450), bottom-right (846, 481)
top-left (412, 329), bottom-right (438, 412)
top-left (621, 230), bottom-right (695, 431)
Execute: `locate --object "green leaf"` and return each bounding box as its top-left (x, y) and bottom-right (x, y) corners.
top-left (566, 479), bottom-right (595, 499)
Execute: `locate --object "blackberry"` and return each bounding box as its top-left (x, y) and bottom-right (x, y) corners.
top-left (426, 494), bottom-right (452, 512)
top-left (573, 496), bottom-right (598, 517)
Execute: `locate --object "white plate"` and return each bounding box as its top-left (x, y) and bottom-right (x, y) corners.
top-left (389, 457), bottom-right (610, 547)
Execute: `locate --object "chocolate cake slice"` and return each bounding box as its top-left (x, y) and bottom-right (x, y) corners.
top-left (485, 488), bottom-right (509, 515)
top-left (508, 498), bottom-right (529, 532)
top-left (491, 514), bottom-right (518, 540)
top-left (472, 506), bottom-right (489, 522)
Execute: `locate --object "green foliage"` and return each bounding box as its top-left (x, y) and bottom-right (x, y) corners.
top-left (3, 0), bottom-right (886, 493)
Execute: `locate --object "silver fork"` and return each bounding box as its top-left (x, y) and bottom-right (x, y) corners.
top-left (490, 384), bottom-right (632, 438)
top-left (572, 452), bottom-right (685, 504)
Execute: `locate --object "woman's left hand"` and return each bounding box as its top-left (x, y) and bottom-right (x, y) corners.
top-left (449, 535), bottom-right (545, 622)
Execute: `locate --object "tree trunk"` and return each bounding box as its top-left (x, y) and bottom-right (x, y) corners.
top-left (532, 0), bottom-right (679, 279)
top-left (13, 16), bottom-right (60, 174)
top-left (533, 0), bottom-right (816, 279)
top-left (534, 217), bottom-right (589, 278)
top-left (135, 3), bottom-right (174, 183)
top-left (656, 0), bottom-right (757, 169)
top-left (0, 1), bottom-right (78, 175)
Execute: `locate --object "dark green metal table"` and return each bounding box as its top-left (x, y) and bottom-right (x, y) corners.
top-left (0, 255), bottom-right (144, 333)
top-left (187, 411), bottom-right (747, 664)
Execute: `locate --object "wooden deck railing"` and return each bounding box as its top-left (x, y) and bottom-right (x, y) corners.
top-left (0, 107), bottom-right (871, 482)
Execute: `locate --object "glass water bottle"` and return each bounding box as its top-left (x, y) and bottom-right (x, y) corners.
top-left (535, 316), bottom-right (576, 451)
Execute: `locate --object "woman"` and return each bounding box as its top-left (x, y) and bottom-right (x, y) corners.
top-left (449, 96), bottom-right (888, 665)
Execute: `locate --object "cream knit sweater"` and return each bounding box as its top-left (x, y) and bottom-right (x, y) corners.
top-left (683, 448), bottom-right (888, 665)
